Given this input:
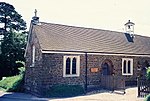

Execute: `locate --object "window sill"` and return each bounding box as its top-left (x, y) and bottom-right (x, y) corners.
top-left (63, 74), bottom-right (80, 77)
top-left (122, 74), bottom-right (133, 76)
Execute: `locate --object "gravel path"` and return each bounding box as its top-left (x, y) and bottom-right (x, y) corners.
top-left (50, 87), bottom-right (144, 101)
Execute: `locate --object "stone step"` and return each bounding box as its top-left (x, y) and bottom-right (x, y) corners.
top-left (113, 90), bottom-right (126, 95)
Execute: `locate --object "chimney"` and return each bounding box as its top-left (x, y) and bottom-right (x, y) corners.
top-left (31, 9), bottom-right (40, 25)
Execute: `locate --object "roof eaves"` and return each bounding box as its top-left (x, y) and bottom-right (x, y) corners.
top-left (42, 50), bottom-right (150, 57)
top-left (24, 22), bottom-right (34, 57)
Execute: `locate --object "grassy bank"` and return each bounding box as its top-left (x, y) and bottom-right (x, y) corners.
top-left (0, 75), bottom-right (24, 92)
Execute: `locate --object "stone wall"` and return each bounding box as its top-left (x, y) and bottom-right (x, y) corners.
top-left (40, 54), bottom-right (86, 89)
top-left (87, 55), bottom-right (150, 85)
top-left (38, 53), bottom-right (150, 96)
top-left (24, 29), bottom-right (43, 96)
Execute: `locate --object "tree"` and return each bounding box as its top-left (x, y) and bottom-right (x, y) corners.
top-left (0, 2), bottom-right (27, 79)
top-left (0, 31), bottom-right (27, 78)
top-left (0, 31), bottom-right (16, 77)
top-left (0, 2), bottom-right (26, 33)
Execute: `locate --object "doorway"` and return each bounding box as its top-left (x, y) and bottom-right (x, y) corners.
top-left (101, 59), bottom-right (113, 75)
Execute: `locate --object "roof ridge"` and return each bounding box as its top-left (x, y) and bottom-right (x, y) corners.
top-left (38, 21), bottom-right (150, 38)
top-left (39, 21), bottom-right (124, 34)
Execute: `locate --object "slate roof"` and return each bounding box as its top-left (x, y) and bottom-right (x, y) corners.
top-left (31, 22), bottom-right (150, 55)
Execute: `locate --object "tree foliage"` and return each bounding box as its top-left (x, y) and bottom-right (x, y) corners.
top-left (0, 2), bottom-right (26, 33)
top-left (0, 31), bottom-right (27, 78)
top-left (0, 2), bottom-right (27, 79)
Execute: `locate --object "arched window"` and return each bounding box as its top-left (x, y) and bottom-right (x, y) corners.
top-left (31, 45), bottom-right (35, 67)
top-left (122, 58), bottom-right (133, 75)
top-left (66, 58), bottom-right (71, 74)
top-left (72, 57), bottom-right (76, 74)
top-left (63, 56), bottom-right (80, 77)
top-left (123, 60), bottom-right (126, 74)
top-left (128, 61), bottom-right (131, 73)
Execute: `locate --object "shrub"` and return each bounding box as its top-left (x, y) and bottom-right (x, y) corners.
top-left (18, 67), bottom-right (25, 75)
top-left (16, 61), bottom-right (25, 75)
top-left (146, 68), bottom-right (150, 80)
top-left (145, 94), bottom-right (150, 101)
top-left (45, 84), bottom-right (84, 97)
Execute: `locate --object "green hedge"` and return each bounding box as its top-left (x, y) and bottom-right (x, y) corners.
top-left (45, 84), bottom-right (84, 97)
top-left (0, 75), bottom-right (23, 92)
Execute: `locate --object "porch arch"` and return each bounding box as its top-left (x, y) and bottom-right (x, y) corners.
top-left (101, 59), bottom-right (114, 75)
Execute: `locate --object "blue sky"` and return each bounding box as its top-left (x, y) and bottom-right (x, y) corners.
top-left (1, 0), bottom-right (150, 36)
